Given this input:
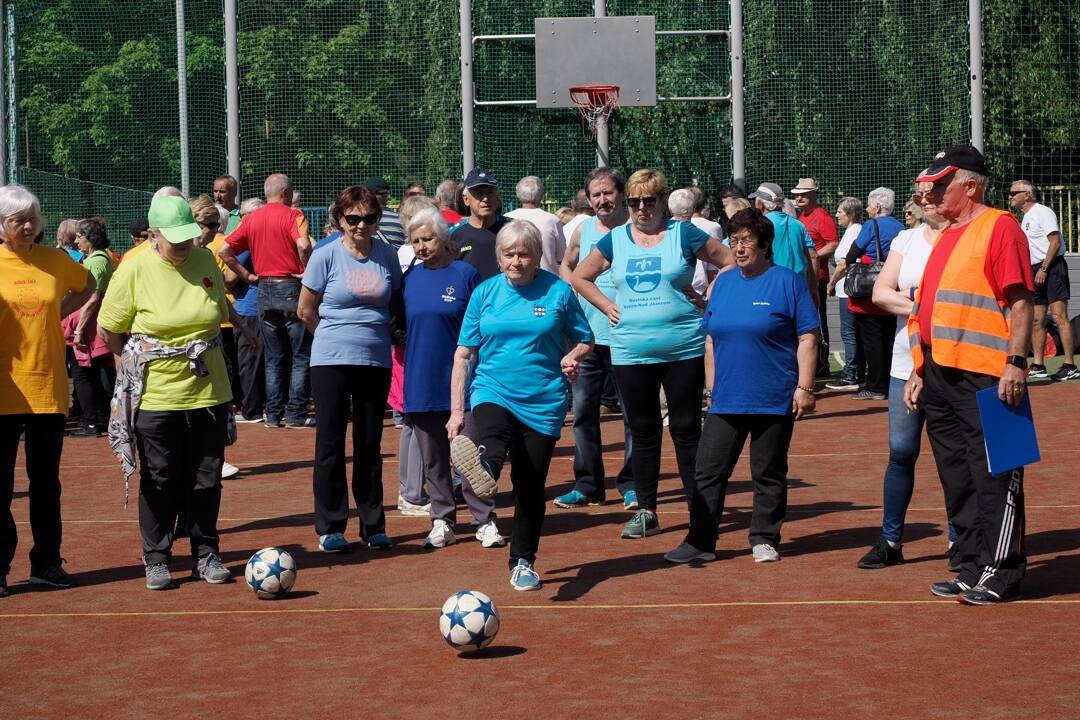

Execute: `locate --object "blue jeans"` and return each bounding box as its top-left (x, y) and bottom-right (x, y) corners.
top-left (571, 345), bottom-right (633, 500)
top-left (838, 297), bottom-right (863, 382)
top-left (882, 376), bottom-right (956, 543)
top-left (258, 279), bottom-right (312, 424)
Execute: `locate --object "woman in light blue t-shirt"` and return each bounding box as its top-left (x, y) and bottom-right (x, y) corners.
top-left (298, 186), bottom-right (402, 555)
top-left (447, 220), bottom-right (593, 592)
top-left (572, 169), bottom-right (733, 541)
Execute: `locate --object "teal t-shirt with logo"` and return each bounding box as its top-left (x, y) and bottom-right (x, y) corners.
top-left (578, 215), bottom-right (624, 346)
top-left (595, 220), bottom-right (710, 365)
top-left (458, 270), bottom-right (593, 436)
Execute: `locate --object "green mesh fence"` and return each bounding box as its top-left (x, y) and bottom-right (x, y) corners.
top-left (6, 1), bottom-right (1080, 249)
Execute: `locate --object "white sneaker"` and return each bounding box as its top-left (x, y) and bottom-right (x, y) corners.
top-left (397, 497), bottom-right (432, 516)
top-left (221, 461), bottom-right (239, 479)
top-left (664, 542), bottom-right (717, 564)
top-left (475, 520), bottom-right (505, 548)
top-left (423, 519), bottom-right (456, 548)
top-left (752, 543), bottom-right (780, 563)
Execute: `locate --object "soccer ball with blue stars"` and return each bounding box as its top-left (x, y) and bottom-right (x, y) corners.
top-left (439, 590), bottom-right (500, 651)
top-left (245, 547), bottom-right (297, 599)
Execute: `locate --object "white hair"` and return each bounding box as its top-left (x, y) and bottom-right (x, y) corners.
top-left (0, 184), bottom-right (41, 224)
top-left (406, 206), bottom-right (449, 242)
top-left (867, 187), bottom-right (896, 216)
top-left (782, 198), bottom-right (799, 218)
top-left (239, 197), bottom-right (264, 215)
top-left (667, 188), bottom-right (696, 219)
top-left (956, 169), bottom-right (988, 191)
top-left (435, 179), bottom-right (458, 207)
top-left (515, 176), bottom-right (544, 205)
top-left (152, 186), bottom-right (184, 200)
top-left (1011, 178), bottom-right (1036, 200)
top-left (495, 219), bottom-right (543, 259)
top-left (756, 195), bottom-right (783, 213)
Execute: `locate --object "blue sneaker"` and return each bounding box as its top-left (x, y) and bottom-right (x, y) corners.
top-left (622, 490), bottom-right (639, 511)
top-left (318, 532), bottom-right (350, 553)
top-left (365, 533), bottom-right (393, 550)
top-left (553, 489), bottom-right (602, 508)
top-left (510, 559), bottom-right (541, 592)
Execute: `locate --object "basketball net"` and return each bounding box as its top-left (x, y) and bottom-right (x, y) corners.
top-left (569, 84), bottom-right (620, 139)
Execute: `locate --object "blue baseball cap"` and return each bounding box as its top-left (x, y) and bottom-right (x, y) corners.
top-left (463, 167), bottom-right (498, 189)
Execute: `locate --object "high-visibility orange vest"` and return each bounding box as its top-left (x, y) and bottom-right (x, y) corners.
top-left (908, 208), bottom-right (1013, 377)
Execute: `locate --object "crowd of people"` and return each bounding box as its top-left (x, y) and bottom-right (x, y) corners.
top-left (0, 143), bottom-right (1071, 604)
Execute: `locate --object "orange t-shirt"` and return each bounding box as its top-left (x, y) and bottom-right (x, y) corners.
top-left (0, 244), bottom-right (89, 415)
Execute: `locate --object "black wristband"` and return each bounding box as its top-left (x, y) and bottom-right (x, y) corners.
top-left (1006, 355), bottom-right (1027, 370)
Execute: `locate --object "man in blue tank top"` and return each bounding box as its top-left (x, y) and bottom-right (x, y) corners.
top-left (555, 167), bottom-right (636, 510)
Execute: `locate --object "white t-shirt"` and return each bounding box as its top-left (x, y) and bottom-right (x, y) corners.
top-left (1021, 203), bottom-right (1062, 263)
top-left (690, 216), bottom-right (723, 295)
top-left (396, 243), bottom-right (415, 273)
top-left (889, 225), bottom-right (934, 381)
top-left (562, 213), bottom-right (590, 248)
top-left (834, 222), bottom-right (862, 299)
top-left (506, 207), bottom-right (567, 274)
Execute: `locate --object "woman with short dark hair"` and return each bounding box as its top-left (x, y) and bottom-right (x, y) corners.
top-left (665, 208), bottom-right (819, 565)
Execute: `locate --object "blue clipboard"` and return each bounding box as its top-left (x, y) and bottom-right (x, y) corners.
top-left (975, 386), bottom-right (1040, 475)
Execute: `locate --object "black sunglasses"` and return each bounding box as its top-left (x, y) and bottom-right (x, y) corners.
top-left (342, 212), bottom-right (380, 227)
top-left (200, 221), bottom-right (220, 229)
top-left (1008, 190), bottom-right (1027, 196)
top-left (626, 197), bottom-right (657, 209)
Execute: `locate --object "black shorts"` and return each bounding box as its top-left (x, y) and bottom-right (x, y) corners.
top-left (1032, 257), bottom-right (1071, 306)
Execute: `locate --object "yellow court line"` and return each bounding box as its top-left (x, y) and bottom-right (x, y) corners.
top-left (1, 597), bottom-right (1079, 620)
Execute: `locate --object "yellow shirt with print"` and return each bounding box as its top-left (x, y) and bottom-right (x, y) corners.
top-left (97, 245), bottom-right (232, 411)
top-left (207, 235), bottom-right (234, 329)
top-left (0, 244), bottom-right (89, 415)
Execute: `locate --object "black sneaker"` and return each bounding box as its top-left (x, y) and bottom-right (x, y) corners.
top-left (69, 424), bottom-right (103, 438)
top-left (1028, 364), bottom-right (1048, 379)
top-left (285, 417), bottom-right (316, 429)
top-left (947, 545), bottom-right (962, 572)
top-left (857, 537), bottom-right (904, 569)
top-left (930, 579), bottom-right (971, 598)
top-left (0, 574), bottom-right (9, 598)
top-left (1050, 363), bottom-right (1080, 382)
top-left (28, 563), bottom-right (77, 588)
top-left (958, 585), bottom-right (1018, 605)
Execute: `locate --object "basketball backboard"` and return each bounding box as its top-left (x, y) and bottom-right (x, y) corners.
top-left (534, 16), bottom-right (657, 108)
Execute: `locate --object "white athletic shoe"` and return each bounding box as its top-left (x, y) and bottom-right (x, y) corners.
top-left (221, 462), bottom-right (239, 479)
top-left (397, 497), bottom-right (432, 516)
top-left (423, 519), bottom-right (456, 549)
top-left (752, 543), bottom-right (780, 563)
top-left (475, 520), bottom-right (506, 548)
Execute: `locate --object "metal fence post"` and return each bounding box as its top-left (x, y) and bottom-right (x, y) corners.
top-left (969, 0), bottom-right (983, 151)
top-left (225, 0), bottom-right (240, 194)
top-left (730, 0), bottom-right (745, 189)
top-left (0, 0), bottom-right (6, 187)
top-left (175, 0), bottom-right (190, 196)
top-left (594, 0), bottom-right (609, 168)
top-left (459, 0), bottom-right (475, 175)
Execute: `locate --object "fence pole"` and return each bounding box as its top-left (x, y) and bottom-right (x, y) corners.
top-left (175, 0), bottom-right (190, 196)
top-left (0, 0), bottom-right (6, 187)
top-left (969, 0), bottom-right (983, 151)
top-left (729, 0), bottom-right (745, 189)
top-left (224, 0), bottom-right (240, 195)
top-left (459, 0), bottom-right (475, 175)
top-left (593, 0), bottom-right (609, 168)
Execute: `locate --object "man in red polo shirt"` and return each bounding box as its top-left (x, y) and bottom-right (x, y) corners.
top-left (793, 178), bottom-right (838, 376)
top-left (219, 173), bottom-right (313, 429)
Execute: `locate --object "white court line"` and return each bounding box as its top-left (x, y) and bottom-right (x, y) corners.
top-left (1, 597), bottom-right (1079, 620)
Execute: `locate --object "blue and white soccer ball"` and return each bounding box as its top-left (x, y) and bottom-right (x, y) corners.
top-left (440, 590), bottom-right (500, 651)
top-left (245, 547), bottom-right (297, 599)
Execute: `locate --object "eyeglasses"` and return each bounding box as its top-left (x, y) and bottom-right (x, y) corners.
top-left (626, 197), bottom-right (657, 210)
top-left (729, 235), bottom-right (759, 248)
top-left (1008, 190), bottom-right (1027, 196)
top-left (342, 212), bottom-right (380, 227)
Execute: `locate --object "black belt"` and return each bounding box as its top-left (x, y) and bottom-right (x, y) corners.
top-left (261, 276), bottom-right (301, 283)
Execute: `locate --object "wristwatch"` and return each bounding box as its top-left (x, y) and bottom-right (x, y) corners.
top-left (1006, 355), bottom-right (1028, 370)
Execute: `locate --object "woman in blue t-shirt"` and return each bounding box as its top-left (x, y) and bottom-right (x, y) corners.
top-left (400, 207), bottom-right (504, 551)
top-left (572, 169), bottom-right (734, 541)
top-left (298, 186), bottom-right (402, 554)
top-left (447, 220), bottom-right (594, 591)
top-left (663, 208), bottom-right (819, 565)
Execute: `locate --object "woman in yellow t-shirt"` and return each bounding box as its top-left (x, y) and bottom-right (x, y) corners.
top-left (0, 185), bottom-right (95, 596)
top-left (97, 195), bottom-right (234, 592)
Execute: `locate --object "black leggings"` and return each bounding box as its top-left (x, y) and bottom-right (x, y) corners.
top-left (472, 403), bottom-right (558, 570)
top-left (72, 355), bottom-right (116, 428)
top-left (612, 356), bottom-right (704, 512)
top-left (0, 414), bottom-right (66, 575)
top-left (311, 365), bottom-right (391, 539)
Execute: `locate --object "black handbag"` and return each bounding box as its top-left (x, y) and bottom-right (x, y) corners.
top-left (844, 219), bottom-right (884, 299)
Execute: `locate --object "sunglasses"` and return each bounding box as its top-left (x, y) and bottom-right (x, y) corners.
top-left (342, 212), bottom-right (380, 227)
top-left (911, 192), bottom-right (930, 203)
top-left (1008, 190), bottom-right (1027, 196)
top-left (199, 221), bottom-right (220, 230)
top-left (626, 197), bottom-right (657, 209)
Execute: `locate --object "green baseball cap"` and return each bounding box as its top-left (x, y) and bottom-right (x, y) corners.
top-left (148, 196), bottom-right (202, 244)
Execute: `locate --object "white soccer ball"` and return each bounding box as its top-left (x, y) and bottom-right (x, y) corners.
top-left (439, 590), bottom-right (500, 651)
top-left (245, 547), bottom-right (297, 599)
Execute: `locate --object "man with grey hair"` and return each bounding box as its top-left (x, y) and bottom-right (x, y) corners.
top-left (435, 180), bottom-right (463, 225)
top-left (213, 174), bottom-right (241, 234)
top-left (906, 145), bottom-right (1034, 605)
top-left (507, 175), bottom-right (566, 274)
top-left (749, 182), bottom-right (818, 300)
top-left (1009, 179), bottom-right (1078, 380)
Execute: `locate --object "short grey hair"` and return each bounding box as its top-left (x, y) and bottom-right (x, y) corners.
top-left (782, 198), bottom-right (799, 218)
top-left (667, 188), bottom-right (696, 219)
top-left (239, 197), bottom-right (264, 215)
top-left (0, 184), bottom-right (41, 225)
top-left (56, 218), bottom-right (80, 247)
top-left (263, 173), bottom-right (292, 200)
top-left (867, 187), bottom-right (896, 216)
top-left (398, 194), bottom-right (439, 231)
top-left (756, 194), bottom-right (783, 213)
top-left (152, 186), bottom-right (184, 200)
top-left (495, 219), bottom-right (542, 260)
top-left (435, 179), bottom-right (458, 207)
top-left (515, 176), bottom-right (544, 205)
top-left (837, 196), bottom-right (864, 222)
top-left (406, 206), bottom-right (449, 242)
top-left (1012, 178), bottom-right (1036, 200)
top-left (956, 169), bottom-right (988, 192)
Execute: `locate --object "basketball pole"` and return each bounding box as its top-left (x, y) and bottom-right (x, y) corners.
top-left (0, 0), bottom-right (6, 187)
top-left (730, 0), bottom-right (745, 190)
top-left (459, 0), bottom-right (475, 174)
top-left (969, 0), bottom-right (983, 151)
top-left (593, 0), bottom-right (610, 168)
top-left (224, 0), bottom-right (241, 196)
top-left (175, 0), bottom-right (190, 197)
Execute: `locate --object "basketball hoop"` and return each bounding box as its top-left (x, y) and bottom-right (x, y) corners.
top-left (569, 84), bottom-right (619, 139)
